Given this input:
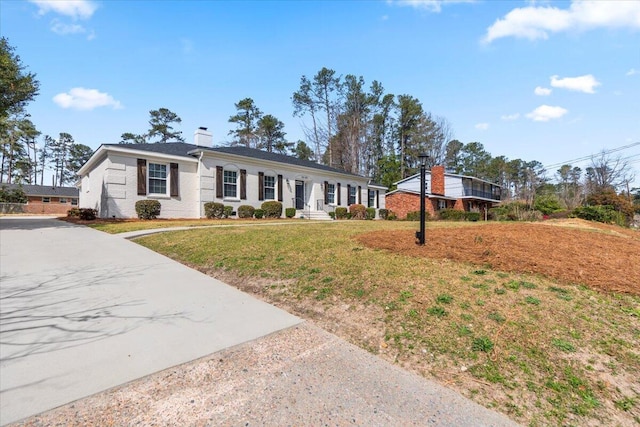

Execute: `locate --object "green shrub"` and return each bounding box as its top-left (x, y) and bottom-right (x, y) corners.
top-left (349, 203), bottom-right (366, 220)
top-left (329, 211), bottom-right (336, 219)
top-left (378, 208), bottom-right (389, 220)
top-left (67, 208), bottom-right (80, 217)
top-left (572, 205), bottom-right (627, 227)
top-left (534, 194), bottom-right (564, 215)
top-left (261, 201), bottom-right (283, 218)
top-left (0, 185), bottom-right (27, 203)
top-left (439, 209), bottom-right (466, 221)
top-left (237, 205), bottom-right (255, 219)
top-left (490, 201), bottom-right (542, 221)
top-left (365, 207), bottom-right (376, 220)
top-left (466, 212), bottom-right (481, 221)
top-left (135, 200), bottom-right (161, 220)
top-left (223, 205), bottom-right (233, 218)
top-left (387, 212), bottom-right (397, 220)
top-left (335, 207), bottom-right (348, 219)
top-left (78, 208), bottom-right (97, 220)
top-left (254, 208), bottom-right (265, 219)
top-left (204, 202), bottom-right (225, 219)
top-left (406, 211), bottom-right (420, 221)
top-left (285, 207), bottom-right (296, 218)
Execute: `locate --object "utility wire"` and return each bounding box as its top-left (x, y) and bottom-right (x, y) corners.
top-left (543, 141), bottom-right (640, 170)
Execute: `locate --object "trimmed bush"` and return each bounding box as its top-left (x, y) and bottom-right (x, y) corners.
top-left (439, 209), bottom-right (466, 221)
top-left (223, 205), bottom-right (233, 218)
top-left (406, 211), bottom-right (421, 221)
top-left (285, 207), bottom-right (296, 218)
top-left (335, 207), bottom-right (348, 219)
top-left (254, 208), bottom-right (265, 219)
top-left (466, 212), bottom-right (481, 222)
top-left (378, 208), bottom-right (389, 220)
top-left (349, 204), bottom-right (366, 220)
top-left (365, 207), bottom-right (376, 220)
top-left (204, 202), bottom-right (225, 219)
top-left (67, 208), bottom-right (80, 217)
top-left (135, 200), bottom-right (161, 220)
top-left (261, 201), bottom-right (283, 218)
top-left (329, 211), bottom-right (336, 219)
top-left (238, 205), bottom-right (255, 219)
top-left (78, 208), bottom-right (97, 220)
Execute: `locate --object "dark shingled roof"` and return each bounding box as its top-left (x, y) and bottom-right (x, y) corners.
top-left (1, 184), bottom-right (79, 197)
top-left (104, 143), bottom-right (364, 178)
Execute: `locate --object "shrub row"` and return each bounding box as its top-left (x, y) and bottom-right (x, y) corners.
top-left (439, 209), bottom-right (480, 221)
top-left (203, 201), bottom-right (284, 219)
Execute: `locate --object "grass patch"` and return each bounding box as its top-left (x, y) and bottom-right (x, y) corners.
top-left (134, 220), bottom-right (640, 427)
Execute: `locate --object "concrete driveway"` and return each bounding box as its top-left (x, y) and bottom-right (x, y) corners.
top-left (0, 217), bottom-right (301, 425)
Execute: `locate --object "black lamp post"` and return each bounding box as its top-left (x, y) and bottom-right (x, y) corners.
top-left (416, 153), bottom-right (429, 245)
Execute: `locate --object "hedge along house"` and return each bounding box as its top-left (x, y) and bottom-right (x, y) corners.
top-left (385, 165), bottom-right (502, 220)
top-left (78, 128), bottom-right (386, 219)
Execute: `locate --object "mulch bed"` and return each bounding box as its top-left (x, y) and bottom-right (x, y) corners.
top-left (356, 221), bottom-right (640, 295)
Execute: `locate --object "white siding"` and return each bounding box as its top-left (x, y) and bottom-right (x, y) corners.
top-left (397, 173), bottom-right (432, 194)
top-left (444, 175), bottom-right (464, 198)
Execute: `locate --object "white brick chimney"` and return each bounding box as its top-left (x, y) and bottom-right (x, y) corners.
top-left (194, 127), bottom-right (213, 147)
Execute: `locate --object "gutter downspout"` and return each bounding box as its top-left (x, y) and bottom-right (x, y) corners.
top-left (197, 151), bottom-right (204, 218)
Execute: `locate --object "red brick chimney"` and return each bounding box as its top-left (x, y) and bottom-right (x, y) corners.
top-left (431, 165), bottom-right (445, 196)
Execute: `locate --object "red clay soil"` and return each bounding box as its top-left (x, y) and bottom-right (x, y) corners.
top-left (356, 220), bottom-right (640, 295)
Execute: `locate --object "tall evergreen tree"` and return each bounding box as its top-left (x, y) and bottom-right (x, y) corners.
top-left (147, 108), bottom-right (184, 143)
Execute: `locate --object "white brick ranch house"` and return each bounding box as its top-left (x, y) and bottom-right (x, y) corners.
top-left (78, 128), bottom-right (386, 219)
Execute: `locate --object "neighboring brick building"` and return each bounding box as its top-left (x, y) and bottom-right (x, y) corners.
top-left (0, 184), bottom-right (79, 215)
top-left (385, 166), bottom-right (502, 219)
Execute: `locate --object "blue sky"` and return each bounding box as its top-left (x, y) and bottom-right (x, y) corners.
top-left (2, 0), bottom-right (639, 184)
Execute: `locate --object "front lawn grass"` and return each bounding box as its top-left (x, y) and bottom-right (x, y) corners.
top-left (135, 220), bottom-right (640, 426)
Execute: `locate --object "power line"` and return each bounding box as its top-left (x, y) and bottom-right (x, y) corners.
top-left (543, 141), bottom-right (640, 170)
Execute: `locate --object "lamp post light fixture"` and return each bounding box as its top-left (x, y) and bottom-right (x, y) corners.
top-left (416, 153), bottom-right (429, 245)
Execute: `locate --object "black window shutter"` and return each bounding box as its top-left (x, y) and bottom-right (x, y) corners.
top-left (240, 169), bottom-right (247, 200)
top-left (376, 190), bottom-right (379, 208)
top-left (170, 163), bottom-right (179, 197)
top-left (358, 186), bottom-right (362, 204)
top-left (347, 185), bottom-right (351, 204)
top-left (324, 181), bottom-right (329, 204)
top-left (216, 166), bottom-right (223, 198)
top-left (277, 175), bottom-right (283, 202)
top-left (137, 159), bottom-right (147, 195)
top-left (258, 172), bottom-right (264, 201)
top-left (337, 183), bottom-right (341, 205)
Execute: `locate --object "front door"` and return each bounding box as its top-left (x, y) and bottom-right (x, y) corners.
top-left (295, 180), bottom-right (305, 210)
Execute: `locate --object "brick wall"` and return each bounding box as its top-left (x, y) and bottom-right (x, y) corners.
top-left (386, 192), bottom-right (438, 219)
top-left (431, 166), bottom-right (445, 196)
top-left (24, 197), bottom-right (75, 215)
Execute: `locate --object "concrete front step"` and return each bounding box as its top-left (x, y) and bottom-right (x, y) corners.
top-left (296, 210), bottom-right (333, 221)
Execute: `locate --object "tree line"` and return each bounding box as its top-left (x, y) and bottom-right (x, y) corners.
top-left (2, 37), bottom-right (637, 212)
top-left (1, 38), bottom-right (93, 186)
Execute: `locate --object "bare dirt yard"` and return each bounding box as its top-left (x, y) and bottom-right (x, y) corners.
top-left (357, 219), bottom-right (640, 295)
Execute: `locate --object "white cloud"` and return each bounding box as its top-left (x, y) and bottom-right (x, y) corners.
top-left (501, 113), bottom-right (520, 121)
top-left (534, 86), bottom-right (552, 96)
top-left (526, 105), bottom-right (568, 122)
top-left (29, 0), bottom-right (98, 19)
top-left (50, 19), bottom-right (86, 35)
top-left (483, 0), bottom-right (640, 43)
top-left (475, 123), bottom-right (489, 130)
top-left (627, 68), bottom-right (638, 76)
top-left (390, 0), bottom-right (475, 13)
top-left (550, 74), bottom-right (600, 93)
top-left (53, 88), bottom-right (123, 111)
